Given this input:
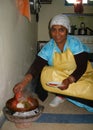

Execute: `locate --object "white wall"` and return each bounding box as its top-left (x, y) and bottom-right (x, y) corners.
top-left (38, 0), bottom-right (93, 40)
top-left (0, 0), bottom-right (37, 110)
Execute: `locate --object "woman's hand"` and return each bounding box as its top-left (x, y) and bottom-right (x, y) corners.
top-left (13, 82), bottom-right (24, 94)
top-left (13, 74), bottom-right (32, 94)
top-left (58, 76), bottom-right (75, 90)
top-left (58, 78), bottom-right (70, 90)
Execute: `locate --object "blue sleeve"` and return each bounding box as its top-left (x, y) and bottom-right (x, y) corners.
top-left (67, 36), bottom-right (90, 55)
top-left (37, 42), bottom-right (52, 61)
top-left (38, 45), bottom-right (49, 61)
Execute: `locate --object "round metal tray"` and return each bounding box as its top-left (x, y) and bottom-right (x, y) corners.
top-left (3, 105), bottom-right (44, 123)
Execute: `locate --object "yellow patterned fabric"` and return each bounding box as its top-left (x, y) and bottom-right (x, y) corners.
top-left (41, 49), bottom-right (93, 100)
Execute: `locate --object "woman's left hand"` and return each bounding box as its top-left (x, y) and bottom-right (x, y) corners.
top-left (58, 78), bottom-right (70, 90)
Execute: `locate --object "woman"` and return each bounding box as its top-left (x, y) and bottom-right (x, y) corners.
top-left (13, 14), bottom-right (93, 111)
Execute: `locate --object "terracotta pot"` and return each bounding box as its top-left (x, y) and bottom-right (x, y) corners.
top-left (6, 96), bottom-right (39, 112)
top-left (15, 122), bottom-right (32, 129)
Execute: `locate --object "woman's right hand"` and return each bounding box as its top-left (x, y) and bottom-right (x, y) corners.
top-left (13, 74), bottom-right (32, 94)
top-left (13, 82), bottom-right (25, 94)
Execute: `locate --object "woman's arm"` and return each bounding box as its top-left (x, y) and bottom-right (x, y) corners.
top-left (26, 55), bottom-right (48, 78)
top-left (13, 56), bottom-right (48, 93)
top-left (59, 52), bottom-right (88, 90)
top-left (70, 52), bottom-right (88, 82)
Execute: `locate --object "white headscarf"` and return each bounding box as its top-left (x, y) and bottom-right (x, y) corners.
top-left (50, 14), bottom-right (71, 33)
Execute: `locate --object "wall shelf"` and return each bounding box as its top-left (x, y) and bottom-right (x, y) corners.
top-left (63, 13), bottom-right (93, 16)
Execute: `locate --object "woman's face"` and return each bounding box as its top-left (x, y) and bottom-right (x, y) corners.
top-left (50, 25), bottom-right (68, 45)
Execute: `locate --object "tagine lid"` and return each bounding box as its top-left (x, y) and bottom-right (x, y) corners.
top-left (6, 96), bottom-right (39, 112)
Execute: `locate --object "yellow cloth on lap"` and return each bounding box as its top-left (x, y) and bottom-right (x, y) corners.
top-left (41, 49), bottom-right (93, 100)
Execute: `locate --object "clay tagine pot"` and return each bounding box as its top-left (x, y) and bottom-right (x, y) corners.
top-left (6, 92), bottom-right (39, 112)
top-left (4, 92), bottom-right (43, 129)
